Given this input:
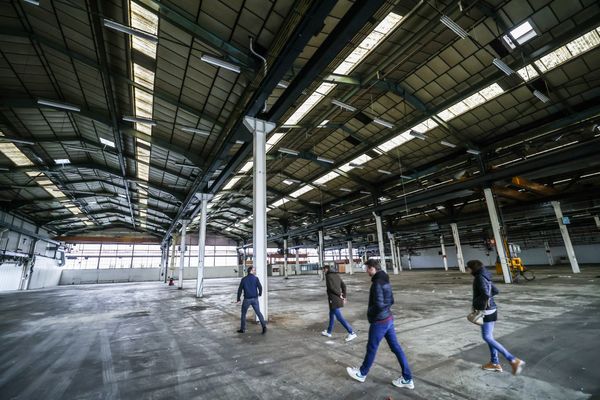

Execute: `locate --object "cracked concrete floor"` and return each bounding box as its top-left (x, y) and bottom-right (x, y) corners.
top-left (0, 265), bottom-right (598, 399)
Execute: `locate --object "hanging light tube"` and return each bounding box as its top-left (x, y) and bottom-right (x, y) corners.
top-left (278, 148), bottom-right (299, 156)
top-left (440, 140), bottom-right (457, 148)
top-left (492, 58), bottom-right (514, 76)
top-left (466, 148), bottom-right (481, 155)
top-left (377, 169), bottom-right (392, 175)
top-left (331, 99), bottom-right (357, 112)
top-left (0, 137), bottom-right (34, 145)
top-left (373, 118), bottom-right (394, 129)
top-left (440, 15), bottom-right (469, 39)
top-left (533, 90), bottom-right (550, 103)
top-left (37, 98), bottom-right (80, 112)
top-left (316, 156), bottom-right (334, 164)
top-left (409, 130), bottom-right (427, 140)
top-left (181, 126), bottom-right (210, 136)
top-left (103, 19), bottom-right (158, 44)
top-left (200, 55), bottom-right (241, 73)
top-left (122, 116), bottom-right (157, 126)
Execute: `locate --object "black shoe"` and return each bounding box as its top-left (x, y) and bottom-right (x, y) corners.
top-left (237, 329), bottom-right (245, 333)
top-left (262, 326), bottom-right (267, 334)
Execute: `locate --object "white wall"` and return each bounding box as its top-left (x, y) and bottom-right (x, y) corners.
top-left (28, 256), bottom-right (62, 289)
top-left (397, 243), bottom-right (600, 269)
top-left (59, 266), bottom-right (239, 285)
top-left (0, 263), bottom-right (24, 291)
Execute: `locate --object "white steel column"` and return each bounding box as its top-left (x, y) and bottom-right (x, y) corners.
top-left (283, 238), bottom-right (288, 278)
top-left (483, 188), bottom-right (512, 283)
top-left (551, 201), bottom-right (580, 273)
top-left (374, 213), bottom-right (387, 272)
top-left (389, 233), bottom-right (398, 275)
top-left (440, 234), bottom-right (448, 271)
top-left (544, 241), bottom-right (555, 266)
top-left (396, 244), bottom-right (403, 271)
top-left (450, 223), bottom-right (465, 273)
top-left (594, 215), bottom-right (600, 230)
top-left (318, 229), bottom-right (324, 279)
top-left (178, 220), bottom-right (188, 289)
top-left (347, 240), bottom-right (353, 275)
top-left (196, 194), bottom-right (210, 297)
top-left (295, 248), bottom-right (300, 275)
top-left (244, 116), bottom-right (275, 320)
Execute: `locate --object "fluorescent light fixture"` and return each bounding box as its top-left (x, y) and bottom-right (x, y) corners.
top-left (440, 140), bottom-right (457, 148)
top-left (37, 99), bottom-right (80, 112)
top-left (492, 58), bottom-right (514, 76)
top-left (200, 54), bottom-right (241, 73)
top-left (103, 19), bottom-right (158, 44)
top-left (23, 0), bottom-right (40, 5)
top-left (339, 188), bottom-right (352, 192)
top-left (309, 201), bottom-right (321, 205)
top-left (377, 169), bottom-right (392, 175)
top-left (318, 119), bottom-right (329, 127)
top-left (400, 175), bottom-right (412, 180)
top-left (532, 89), bottom-right (550, 103)
top-left (466, 149), bottom-right (481, 155)
top-left (360, 191), bottom-right (370, 195)
top-left (278, 148), bottom-right (299, 156)
top-left (409, 130), bottom-right (427, 140)
top-left (316, 156), bottom-right (334, 164)
top-left (0, 137), bottom-right (34, 145)
top-left (440, 15), bottom-right (468, 39)
top-left (123, 116), bottom-right (157, 125)
top-left (181, 126), bottom-right (210, 136)
top-left (348, 163), bottom-right (365, 169)
top-left (277, 80), bottom-right (289, 88)
top-left (283, 179), bottom-right (300, 185)
top-left (54, 158), bottom-right (70, 164)
top-left (331, 99), bottom-right (356, 112)
top-left (373, 118), bottom-right (394, 129)
top-left (99, 138), bottom-right (115, 147)
top-left (175, 161), bottom-right (201, 169)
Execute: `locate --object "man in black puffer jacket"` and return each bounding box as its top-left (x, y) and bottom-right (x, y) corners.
top-left (346, 259), bottom-right (414, 390)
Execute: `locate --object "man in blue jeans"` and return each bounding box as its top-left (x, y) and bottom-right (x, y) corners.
top-left (346, 259), bottom-right (414, 390)
top-left (236, 266), bottom-right (267, 334)
top-left (321, 265), bottom-right (357, 341)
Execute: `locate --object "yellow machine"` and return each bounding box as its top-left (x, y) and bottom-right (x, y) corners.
top-left (495, 242), bottom-right (535, 281)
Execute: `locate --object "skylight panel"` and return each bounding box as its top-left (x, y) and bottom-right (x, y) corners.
top-left (130, 2), bottom-right (158, 58)
top-left (509, 20), bottom-right (537, 45)
top-left (339, 153), bottom-right (372, 172)
top-left (566, 29), bottom-right (600, 57)
top-left (313, 171), bottom-right (340, 186)
top-left (535, 46), bottom-right (571, 72)
top-left (462, 92), bottom-right (486, 109)
top-left (437, 109), bottom-right (455, 122)
top-left (412, 118), bottom-right (438, 133)
top-left (239, 161), bottom-right (253, 173)
top-left (270, 198), bottom-right (289, 208)
top-left (223, 176), bottom-right (242, 190)
top-left (478, 83), bottom-right (504, 100)
top-left (133, 63), bottom-right (155, 90)
top-left (516, 64), bottom-right (539, 81)
top-left (377, 131), bottom-right (412, 152)
top-left (284, 82), bottom-right (335, 126)
top-left (290, 185), bottom-right (312, 198)
top-left (100, 137), bottom-right (115, 147)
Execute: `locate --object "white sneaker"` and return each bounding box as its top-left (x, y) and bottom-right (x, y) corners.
top-left (346, 367), bottom-right (366, 383)
top-left (392, 377), bottom-right (414, 390)
top-left (345, 332), bottom-right (357, 342)
top-left (321, 330), bottom-right (332, 338)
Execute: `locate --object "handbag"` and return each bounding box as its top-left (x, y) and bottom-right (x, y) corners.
top-left (467, 309), bottom-right (485, 326)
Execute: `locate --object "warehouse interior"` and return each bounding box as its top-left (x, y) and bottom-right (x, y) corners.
top-left (1, 0), bottom-right (599, 399)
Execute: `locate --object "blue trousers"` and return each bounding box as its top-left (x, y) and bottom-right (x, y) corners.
top-left (482, 321), bottom-right (515, 364)
top-left (360, 319), bottom-right (412, 380)
top-left (240, 298), bottom-right (265, 331)
top-left (327, 308), bottom-right (353, 334)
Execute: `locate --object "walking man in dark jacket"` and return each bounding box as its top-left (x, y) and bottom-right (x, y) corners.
top-left (467, 260), bottom-right (524, 374)
top-left (236, 266), bottom-right (267, 334)
top-left (346, 259), bottom-right (414, 390)
top-left (321, 265), bottom-right (357, 341)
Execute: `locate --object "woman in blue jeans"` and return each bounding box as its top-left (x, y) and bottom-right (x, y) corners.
top-left (467, 260), bottom-right (525, 374)
top-left (321, 265), bottom-right (357, 342)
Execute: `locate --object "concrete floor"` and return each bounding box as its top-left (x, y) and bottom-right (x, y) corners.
top-left (0, 265), bottom-right (599, 400)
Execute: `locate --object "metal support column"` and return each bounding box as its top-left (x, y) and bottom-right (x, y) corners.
top-left (551, 201), bottom-right (580, 273)
top-left (283, 238), bottom-right (288, 279)
top-left (388, 234), bottom-right (398, 275)
top-left (178, 220), bottom-right (188, 289)
top-left (440, 234), bottom-right (448, 271)
top-left (396, 244), bottom-right (403, 272)
top-left (244, 116), bottom-right (275, 320)
top-left (196, 194), bottom-right (210, 297)
top-left (450, 223), bottom-right (465, 273)
top-left (169, 235), bottom-right (177, 279)
top-left (594, 215), bottom-right (600, 230)
top-left (374, 212), bottom-right (387, 272)
top-left (483, 188), bottom-right (512, 283)
top-left (318, 229), bottom-right (325, 279)
top-left (295, 248), bottom-right (299, 275)
top-left (544, 241), bottom-right (555, 266)
top-left (347, 240), bottom-right (353, 275)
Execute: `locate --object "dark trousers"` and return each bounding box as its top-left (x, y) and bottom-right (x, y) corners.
top-left (359, 318), bottom-right (412, 380)
top-left (240, 297), bottom-right (265, 331)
